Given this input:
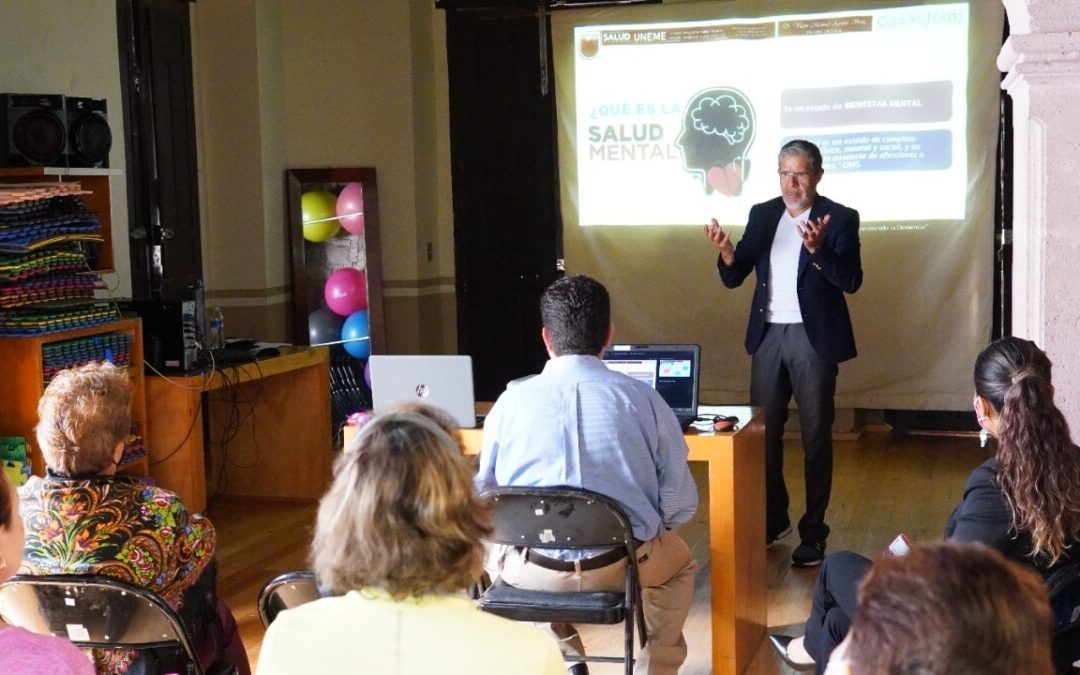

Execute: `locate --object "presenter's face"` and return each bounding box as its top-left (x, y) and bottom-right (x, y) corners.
top-left (778, 154), bottom-right (822, 214)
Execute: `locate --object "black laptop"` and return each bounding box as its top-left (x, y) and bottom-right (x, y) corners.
top-left (601, 344), bottom-right (701, 431)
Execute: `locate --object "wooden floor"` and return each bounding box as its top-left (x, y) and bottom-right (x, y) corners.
top-left (208, 430), bottom-right (989, 673)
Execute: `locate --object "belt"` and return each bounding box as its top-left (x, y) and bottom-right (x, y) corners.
top-left (523, 541), bottom-right (641, 572)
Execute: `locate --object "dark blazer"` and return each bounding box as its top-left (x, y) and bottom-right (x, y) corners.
top-left (718, 194), bottom-right (862, 364)
top-left (945, 456), bottom-right (1076, 579)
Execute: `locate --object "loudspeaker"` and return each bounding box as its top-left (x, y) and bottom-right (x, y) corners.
top-left (0, 93), bottom-right (67, 167)
top-left (65, 97), bottom-right (111, 168)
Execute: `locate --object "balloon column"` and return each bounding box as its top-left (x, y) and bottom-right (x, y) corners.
top-left (299, 180), bottom-right (372, 364)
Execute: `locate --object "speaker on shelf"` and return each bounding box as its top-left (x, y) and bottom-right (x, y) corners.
top-left (0, 93), bottom-right (67, 167)
top-left (65, 96), bottom-right (111, 168)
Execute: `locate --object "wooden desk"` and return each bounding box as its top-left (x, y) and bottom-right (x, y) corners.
top-left (145, 347), bottom-right (333, 513)
top-left (458, 406), bottom-right (766, 675)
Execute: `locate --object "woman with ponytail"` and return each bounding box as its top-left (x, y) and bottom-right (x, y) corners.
top-left (770, 337), bottom-right (1080, 673)
top-left (965, 336), bottom-right (1080, 567)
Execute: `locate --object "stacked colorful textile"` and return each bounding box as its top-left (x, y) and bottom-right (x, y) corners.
top-left (0, 182), bottom-right (117, 336)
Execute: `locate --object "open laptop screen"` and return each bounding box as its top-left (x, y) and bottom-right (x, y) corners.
top-left (368, 355), bottom-right (477, 428)
top-left (601, 344), bottom-right (700, 420)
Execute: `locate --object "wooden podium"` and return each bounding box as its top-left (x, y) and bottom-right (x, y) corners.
top-left (458, 406), bottom-right (766, 675)
top-left (145, 346), bottom-right (333, 513)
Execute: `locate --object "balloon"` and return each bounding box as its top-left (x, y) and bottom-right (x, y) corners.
top-left (308, 309), bottom-right (344, 346)
top-left (324, 268), bottom-right (368, 316)
top-left (342, 310), bottom-right (370, 359)
top-left (363, 358), bottom-right (372, 388)
top-left (336, 182), bottom-right (365, 236)
top-left (301, 190), bottom-right (340, 242)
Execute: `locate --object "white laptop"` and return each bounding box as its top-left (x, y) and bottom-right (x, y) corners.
top-left (368, 355), bottom-right (478, 428)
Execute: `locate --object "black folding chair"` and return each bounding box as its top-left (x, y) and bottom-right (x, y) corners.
top-left (1048, 561), bottom-right (1080, 674)
top-left (477, 486), bottom-right (646, 675)
top-left (0, 574), bottom-right (236, 675)
top-left (257, 570), bottom-right (322, 627)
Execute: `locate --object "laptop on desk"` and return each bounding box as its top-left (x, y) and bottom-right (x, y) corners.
top-left (601, 344), bottom-right (701, 431)
top-left (368, 355), bottom-right (478, 429)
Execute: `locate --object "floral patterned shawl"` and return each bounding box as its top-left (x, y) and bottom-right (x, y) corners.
top-left (18, 473), bottom-right (216, 674)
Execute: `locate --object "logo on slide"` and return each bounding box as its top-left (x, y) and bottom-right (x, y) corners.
top-left (676, 87), bottom-right (756, 196)
top-left (580, 33), bottom-right (600, 59)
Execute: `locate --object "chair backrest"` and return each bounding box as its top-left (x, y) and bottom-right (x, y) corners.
top-left (0, 574), bottom-right (202, 669)
top-left (257, 570), bottom-right (321, 627)
top-left (1046, 561), bottom-right (1080, 673)
top-left (483, 486), bottom-right (637, 552)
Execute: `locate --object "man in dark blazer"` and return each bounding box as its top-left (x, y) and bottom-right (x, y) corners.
top-left (704, 139), bottom-right (862, 567)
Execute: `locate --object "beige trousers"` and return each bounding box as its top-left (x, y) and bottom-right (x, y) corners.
top-left (486, 529), bottom-right (698, 675)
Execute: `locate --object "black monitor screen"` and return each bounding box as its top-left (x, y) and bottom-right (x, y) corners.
top-left (601, 344), bottom-right (700, 414)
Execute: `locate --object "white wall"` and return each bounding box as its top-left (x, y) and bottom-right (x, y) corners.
top-left (0, 0), bottom-right (130, 297)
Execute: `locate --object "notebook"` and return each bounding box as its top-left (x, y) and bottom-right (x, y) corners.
top-left (368, 355), bottom-right (478, 428)
top-left (601, 344), bottom-right (701, 431)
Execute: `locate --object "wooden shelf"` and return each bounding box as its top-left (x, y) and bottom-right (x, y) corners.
top-left (0, 168), bottom-right (144, 477)
top-left (0, 319), bottom-right (149, 477)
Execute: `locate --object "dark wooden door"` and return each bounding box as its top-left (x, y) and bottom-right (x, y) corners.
top-left (445, 8), bottom-right (562, 400)
top-left (117, 0), bottom-right (201, 299)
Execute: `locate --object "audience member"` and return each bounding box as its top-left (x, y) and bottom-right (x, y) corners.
top-left (772, 336), bottom-right (1080, 672)
top-left (477, 274), bottom-right (699, 675)
top-left (18, 362), bottom-right (249, 675)
top-left (0, 471), bottom-right (93, 674)
top-left (257, 410), bottom-right (565, 675)
top-left (823, 541), bottom-right (1054, 675)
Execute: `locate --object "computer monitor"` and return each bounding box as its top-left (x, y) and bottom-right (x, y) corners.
top-left (601, 344), bottom-right (701, 428)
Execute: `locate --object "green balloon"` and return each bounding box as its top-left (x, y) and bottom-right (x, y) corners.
top-left (301, 190), bottom-right (341, 242)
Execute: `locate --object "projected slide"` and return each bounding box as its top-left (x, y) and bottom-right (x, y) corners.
top-left (570, 3), bottom-right (969, 225)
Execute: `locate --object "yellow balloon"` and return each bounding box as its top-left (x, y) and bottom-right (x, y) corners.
top-left (301, 190), bottom-right (341, 242)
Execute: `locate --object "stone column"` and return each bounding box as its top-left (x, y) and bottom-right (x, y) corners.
top-left (998, 1), bottom-right (1080, 428)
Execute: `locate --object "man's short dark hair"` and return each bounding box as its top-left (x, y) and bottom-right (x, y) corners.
top-left (540, 275), bottom-right (610, 356)
top-left (778, 139), bottom-right (823, 173)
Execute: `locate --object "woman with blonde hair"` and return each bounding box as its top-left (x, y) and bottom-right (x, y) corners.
top-left (773, 336), bottom-right (1080, 672)
top-left (19, 361), bottom-right (249, 674)
top-left (257, 409), bottom-right (564, 675)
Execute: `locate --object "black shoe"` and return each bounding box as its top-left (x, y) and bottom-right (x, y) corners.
top-left (766, 524), bottom-right (792, 550)
top-left (768, 634), bottom-right (815, 671)
top-left (791, 541), bottom-right (826, 567)
top-left (567, 664), bottom-right (589, 675)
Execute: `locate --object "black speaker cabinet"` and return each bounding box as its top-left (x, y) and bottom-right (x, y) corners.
top-left (0, 93), bottom-right (67, 167)
top-left (66, 97), bottom-right (111, 168)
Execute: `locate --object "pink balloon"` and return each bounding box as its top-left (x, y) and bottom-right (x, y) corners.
top-left (324, 268), bottom-right (368, 316)
top-left (336, 182), bottom-right (365, 235)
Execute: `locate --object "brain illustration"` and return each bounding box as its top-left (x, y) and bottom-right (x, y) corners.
top-left (676, 87), bottom-right (757, 196)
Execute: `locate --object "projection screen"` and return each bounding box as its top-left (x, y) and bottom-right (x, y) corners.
top-left (552, 0), bottom-right (1004, 410)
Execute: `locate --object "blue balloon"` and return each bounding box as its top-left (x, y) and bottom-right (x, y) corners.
top-left (341, 310), bottom-right (370, 359)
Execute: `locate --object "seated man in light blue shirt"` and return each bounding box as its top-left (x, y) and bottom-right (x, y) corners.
top-left (477, 274), bottom-right (699, 675)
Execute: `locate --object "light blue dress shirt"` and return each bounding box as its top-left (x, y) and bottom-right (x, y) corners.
top-left (476, 354), bottom-right (699, 546)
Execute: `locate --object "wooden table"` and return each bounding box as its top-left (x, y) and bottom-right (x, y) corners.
top-left (458, 405), bottom-right (766, 675)
top-left (145, 346), bottom-right (333, 513)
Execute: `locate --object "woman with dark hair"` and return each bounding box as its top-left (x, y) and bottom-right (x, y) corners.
top-left (257, 410), bottom-right (565, 675)
top-left (772, 336), bottom-right (1080, 672)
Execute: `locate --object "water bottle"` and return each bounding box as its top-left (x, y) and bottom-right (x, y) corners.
top-left (208, 307), bottom-right (225, 350)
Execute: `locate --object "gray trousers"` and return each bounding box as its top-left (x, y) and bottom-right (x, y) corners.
top-left (751, 322), bottom-right (837, 545)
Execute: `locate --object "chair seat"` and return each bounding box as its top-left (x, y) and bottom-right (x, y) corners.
top-left (478, 579), bottom-right (627, 624)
